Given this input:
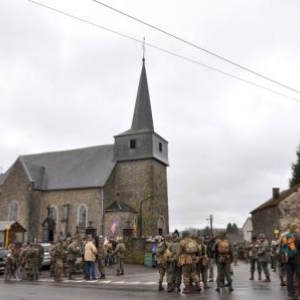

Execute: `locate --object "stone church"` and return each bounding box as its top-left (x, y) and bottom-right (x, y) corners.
top-left (0, 60), bottom-right (169, 243)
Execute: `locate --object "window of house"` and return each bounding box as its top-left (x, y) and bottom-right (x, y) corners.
top-left (9, 201), bottom-right (18, 221)
top-left (78, 205), bottom-right (87, 229)
top-left (130, 139), bottom-right (136, 149)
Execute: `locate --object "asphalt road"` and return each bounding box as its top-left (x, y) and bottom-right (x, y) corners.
top-left (0, 262), bottom-right (290, 300)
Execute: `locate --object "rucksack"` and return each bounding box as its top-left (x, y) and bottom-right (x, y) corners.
top-left (185, 239), bottom-right (198, 254)
top-left (281, 233), bottom-right (297, 258)
top-left (156, 242), bottom-right (167, 255)
top-left (218, 239), bottom-right (230, 254)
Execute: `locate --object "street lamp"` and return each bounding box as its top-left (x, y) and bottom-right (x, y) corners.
top-left (138, 194), bottom-right (155, 238)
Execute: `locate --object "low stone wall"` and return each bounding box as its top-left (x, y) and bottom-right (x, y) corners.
top-left (124, 237), bottom-right (155, 265)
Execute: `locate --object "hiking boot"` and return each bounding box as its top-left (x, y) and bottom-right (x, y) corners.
top-left (258, 274), bottom-right (262, 280)
top-left (176, 285), bottom-right (181, 293)
top-left (204, 283), bottom-right (210, 289)
top-left (249, 273), bottom-right (254, 280)
top-left (215, 287), bottom-right (221, 292)
top-left (167, 283), bottom-right (173, 292)
top-left (158, 282), bottom-right (164, 291)
top-left (182, 287), bottom-right (190, 294)
top-left (228, 283), bottom-right (234, 292)
top-left (262, 277), bottom-right (271, 282)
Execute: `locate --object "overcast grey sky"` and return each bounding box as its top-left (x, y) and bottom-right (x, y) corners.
top-left (1, 0), bottom-right (300, 231)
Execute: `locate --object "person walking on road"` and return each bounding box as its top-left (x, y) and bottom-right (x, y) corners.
top-left (257, 233), bottom-right (271, 282)
top-left (213, 231), bottom-right (234, 292)
top-left (248, 236), bottom-right (262, 280)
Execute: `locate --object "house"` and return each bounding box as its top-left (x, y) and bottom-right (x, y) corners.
top-left (242, 217), bottom-right (253, 242)
top-left (251, 184), bottom-right (300, 241)
top-left (0, 59), bottom-right (170, 243)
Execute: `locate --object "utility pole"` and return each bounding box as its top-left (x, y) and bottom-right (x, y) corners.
top-left (206, 214), bottom-right (213, 237)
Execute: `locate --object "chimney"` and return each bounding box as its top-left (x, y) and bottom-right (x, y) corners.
top-left (272, 187), bottom-right (280, 199)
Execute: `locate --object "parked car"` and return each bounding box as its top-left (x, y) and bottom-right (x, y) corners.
top-left (41, 243), bottom-right (52, 268)
top-left (0, 248), bottom-right (9, 274)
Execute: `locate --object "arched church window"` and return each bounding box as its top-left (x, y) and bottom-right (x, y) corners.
top-left (9, 201), bottom-right (18, 221)
top-left (78, 205), bottom-right (87, 229)
top-left (157, 216), bottom-right (166, 236)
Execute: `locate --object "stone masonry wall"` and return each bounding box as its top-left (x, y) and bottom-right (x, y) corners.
top-left (278, 188), bottom-right (300, 231)
top-left (251, 206), bottom-right (279, 241)
top-left (0, 159), bottom-right (31, 241)
top-left (39, 188), bottom-right (103, 241)
top-left (104, 159), bottom-right (169, 237)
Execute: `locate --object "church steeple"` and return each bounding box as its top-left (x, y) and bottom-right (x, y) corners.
top-left (131, 59), bottom-right (154, 132)
top-left (113, 59), bottom-right (169, 166)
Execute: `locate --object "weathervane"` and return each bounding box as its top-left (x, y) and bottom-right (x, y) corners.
top-left (142, 36), bottom-right (146, 61)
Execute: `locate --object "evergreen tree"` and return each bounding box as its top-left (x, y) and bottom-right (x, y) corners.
top-left (290, 144), bottom-right (300, 188)
top-left (226, 223), bottom-right (233, 234)
top-left (232, 223), bottom-right (239, 233)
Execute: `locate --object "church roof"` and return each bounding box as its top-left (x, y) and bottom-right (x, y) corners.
top-left (117, 59), bottom-right (154, 136)
top-left (105, 201), bottom-right (136, 213)
top-left (17, 144), bottom-right (116, 191)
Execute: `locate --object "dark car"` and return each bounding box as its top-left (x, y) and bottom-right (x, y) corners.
top-left (0, 248), bottom-right (8, 274)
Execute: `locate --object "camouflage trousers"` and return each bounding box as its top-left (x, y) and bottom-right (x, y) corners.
top-left (208, 258), bottom-right (214, 281)
top-left (167, 260), bottom-right (182, 286)
top-left (157, 263), bottom-right (167, 283)
top-left (116, 257), bottom-right (124, 275)
top-left (54, 258), bottom-right (63, 282)
top-left (260, 261), bottom-right (270, 278)
top-left (250, 258), bottom-right (262, 277)
top-left (97, 258), bottom-right (106, 277)
top-left (216, 262), bottom-right (232, 287)
top-left (25, 258), bottom-right (39, 281)
top-left (182, 263), bottom-right (200, 286)
top-left (196, 263), bottom-right (208, 284)
top-left (67, 260), bottom-right (76, 278)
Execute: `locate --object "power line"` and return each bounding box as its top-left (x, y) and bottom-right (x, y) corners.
top-left (92, 0), bottom-right (300, 96)
top-left (27, 0), bottom-right (300, 103)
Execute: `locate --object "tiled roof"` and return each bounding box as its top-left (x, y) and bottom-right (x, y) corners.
top-left (251, 182), bottom-right (300, 213)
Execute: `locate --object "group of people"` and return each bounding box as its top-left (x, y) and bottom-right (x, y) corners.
top-left (154, 226), bottom-right (300, 297)
top-left (4, 241), bottom-right (44, 281)
top-left (248, 224), bottom-right (300, 300)
top-left (153, 230), bottom-right (235, 294)
top-left (4, 235), bottom-right (126, 283)
top-left (50, 235), bottom-right (126, 282)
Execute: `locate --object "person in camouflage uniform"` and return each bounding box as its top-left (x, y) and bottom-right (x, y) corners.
top-left (196, 237), bottom-right (210, 289)
top-left (114, 236), bottom-right (126, 276)
top-left (155, 236), bottom-right (169, 291)
top-left (4, 243), bottom-right (21, 281)
top-left (257, 233), bottom-right (271, 282)
top-left (276, 237), bottom-right (286, 286)
top-left (213, 232), bottom-right (234, 292)
top-left (166, 234), bottom-right (182, 293)
top-left (63, 238), bottom-right (71, 278)
top-left (25, 243), bottom-right (40, 281)
top-left (51, 237), bottom-right (65, 282)
top-left (178, 231), bottom-right (202, 294)
top-left (67, 239), bottom-right (81, 280)
top-left (97, 236), bottom-right (107, 279)
top-left (247, 236), bottom-right (262, 280)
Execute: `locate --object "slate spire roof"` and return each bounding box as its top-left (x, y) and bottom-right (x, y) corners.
top-left (131, 59), bottom-right (154, 132)
top-left (118, 59), bottom-right (154, 136)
